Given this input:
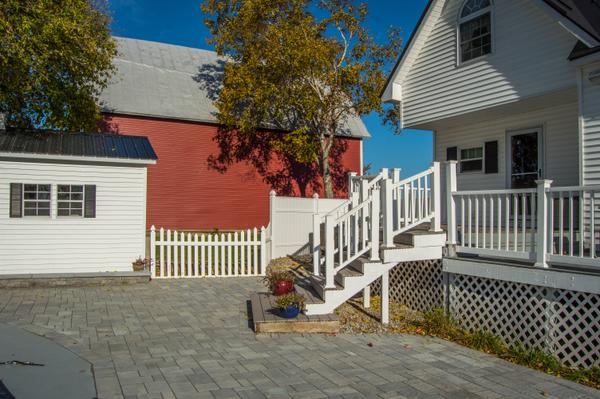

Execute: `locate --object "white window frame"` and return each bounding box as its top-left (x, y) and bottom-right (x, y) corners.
top-left (459, 146), bottom-right (484, 173)
top-left (457, 0), bottom-right (494, 66)
top-left (22, 184), bottom-right (52, 217)
top-left (56, 184), bottom-right (85, 217)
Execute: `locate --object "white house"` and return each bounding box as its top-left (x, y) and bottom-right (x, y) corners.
top-left (381, 0), bottom-right (600, 191)
top-left (0, 130), bottom-right (157, 275)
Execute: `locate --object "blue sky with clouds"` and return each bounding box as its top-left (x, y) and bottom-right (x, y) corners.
top-left (108, 0), bottom-right (432, 177)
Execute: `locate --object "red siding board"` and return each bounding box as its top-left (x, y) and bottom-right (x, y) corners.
top-left (102, 114), bottom-right (362, 231)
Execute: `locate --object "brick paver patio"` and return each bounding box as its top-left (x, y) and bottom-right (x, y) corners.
top-left (0, 278), bottom-right (598, 399)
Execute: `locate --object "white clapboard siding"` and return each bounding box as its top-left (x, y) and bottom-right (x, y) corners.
top-left (150, 226), bottom-right (267, 278)
top-left (435, 101), bottom-right (579, 192)
top-left (582, 63), bottom-right (600, 186)
top-left (401, 0), bottom-right (578, 128)
top-left (0, 159), bottom-right (148, 274)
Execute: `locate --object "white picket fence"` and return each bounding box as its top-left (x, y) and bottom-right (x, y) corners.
top-left (149, 225), bottom-right (267, 278)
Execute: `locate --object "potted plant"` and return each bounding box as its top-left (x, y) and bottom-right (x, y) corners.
top-left (275, 293), bottom-right (305, 318)
top-left (263, 270), bottom-right (295, 296)
top-left (132, 256), bottom-right (148, 272)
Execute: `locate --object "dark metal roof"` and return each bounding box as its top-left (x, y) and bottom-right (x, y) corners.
top-left (544, 0), bottom-right (600, 43)
top-left (0, 130), bottom-right (157, 161)
top-left (569, 41), bottom-right (600, 60)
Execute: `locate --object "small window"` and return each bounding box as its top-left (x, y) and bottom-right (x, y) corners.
top-left (460, 147), bottom-right (483, 172)
top-left (57, 185), bottom-right (84, 217)
top-left (23, 184), bottom-right (51, 216)
top-left (459, 0), bottom-right (492, 63)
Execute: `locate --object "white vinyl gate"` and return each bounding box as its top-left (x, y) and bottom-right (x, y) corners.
top-left (149, 226), bottom-right (267, 278)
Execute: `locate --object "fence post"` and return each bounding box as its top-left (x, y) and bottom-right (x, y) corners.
top-left (325, 214), bottom-right (335, 289)
top-left (150, 225), bottom-right (156, 279)
top-left (431, 162), bottom-right (442, 232)
top-left (446, 161), bottom-right (458, 255)
top-left (535, 179), bottom-right (553, 268)
top-left (370, 188), bottom-right (381, 261)
top-left (260, 226), bottom-right (266, 275)
top-left (382, 177), bottom-right (394, 247)
top-left (269, 190), bottom-right (276, 260)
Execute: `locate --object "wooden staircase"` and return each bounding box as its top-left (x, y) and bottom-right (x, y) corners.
top-left (304, 225), bottom-right (445, 316)
top-left (302, 164), bottom-right (446, 322)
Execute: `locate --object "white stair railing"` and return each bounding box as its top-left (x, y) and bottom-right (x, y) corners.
top-left (313, 163), bottom-right (442, 290)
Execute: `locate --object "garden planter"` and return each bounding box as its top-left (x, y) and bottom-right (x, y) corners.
top-left (273, 280), bottom-right (293, 296)
top-left (279, 305), bottom-right (300, 318)
top-left (132, 263), bottom-right (145, 272)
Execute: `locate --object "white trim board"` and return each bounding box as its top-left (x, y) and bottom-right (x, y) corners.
top-left (443, 257), bottom-right (600, 295)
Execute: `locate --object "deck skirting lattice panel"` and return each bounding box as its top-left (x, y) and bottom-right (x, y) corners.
top-left (371, 259), bottom-right (444, 312)
top-left (369, 259), bottom-right (599, 368)
top-left (448, 273), bottom-right (600, 368)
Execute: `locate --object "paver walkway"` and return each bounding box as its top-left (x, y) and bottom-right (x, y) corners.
top-left (0, 278), bottom-right (598, 399)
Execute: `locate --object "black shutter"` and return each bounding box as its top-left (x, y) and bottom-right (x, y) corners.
top-left (84, 185), bottom-right (96, 218)
top-left (10, 183), bottom-right (22, 218)
top-left (446, 146), bottom-right (458, 161)
top-left (485, 141), bottom-right (499, 174)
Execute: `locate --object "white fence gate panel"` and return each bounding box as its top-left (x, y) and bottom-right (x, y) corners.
top-left (149, 226), bottom-right (266, 278)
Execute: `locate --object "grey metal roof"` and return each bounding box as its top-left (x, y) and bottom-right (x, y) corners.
top-left (0, 130), bottom-right (157, 161)
top-left (100, 37), bottom-right (370, 139)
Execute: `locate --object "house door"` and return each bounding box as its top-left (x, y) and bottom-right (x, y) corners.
top-left (507, 128), bottom-right (543, 189)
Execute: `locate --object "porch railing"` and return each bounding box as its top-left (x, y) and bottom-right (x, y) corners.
top-left (446, 161), bottom-right (600, 269)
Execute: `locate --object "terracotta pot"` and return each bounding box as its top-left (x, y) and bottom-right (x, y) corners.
top-left (132, 263), bottom-right (145, 272)
top-left (273, 280), bottom-right (293, 296)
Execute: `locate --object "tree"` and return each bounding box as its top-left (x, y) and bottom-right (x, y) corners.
top-left (201, 0), bottom-right (401, 198)
top-left (0, 0), bottom-right (117, 131)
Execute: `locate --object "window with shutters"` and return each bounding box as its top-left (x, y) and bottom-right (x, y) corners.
top-left (57, 185), bottom-right (84, 217)
top-left (458, 0), bottom-right (493, 64)
top-left (460, 147), bottom-right (483, 172)
top-left (23, 184), bottom-right (51, 216)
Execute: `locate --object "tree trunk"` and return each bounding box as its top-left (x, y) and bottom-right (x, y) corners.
top-left (321, 146), bottom-right (334, 199)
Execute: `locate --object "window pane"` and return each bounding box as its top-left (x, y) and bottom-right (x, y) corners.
top-left (24, 184), bottom-right (37, 191)
top-left (460, 13), bottom-right (491, 62)
top-left (461, 160), bottom-right (483, 172)
top-left (71, 209), bottom-right (83, 216)
top-left (38, 192), bottom-right (50, 200)
top-left (58, 185), bottom-right (69, 193)
top-left (71, 193), bottom-right (83, 201)
top-left (461, 147), bottom-right (483, 159)
top-left (38, 185), bottom-right (51, 192)
top-left (461, 0), bottom-right (491, 18)
top-left (24, 209), bottom-right (36, 216)
top-left (71, 185), bottom-right (83, 193)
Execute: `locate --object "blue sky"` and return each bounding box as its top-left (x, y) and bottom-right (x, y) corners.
top-left (108, 0), bottom-right (432, 177)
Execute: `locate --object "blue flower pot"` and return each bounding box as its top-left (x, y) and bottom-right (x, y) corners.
top-left (279, 305), bottom-right (300, 318)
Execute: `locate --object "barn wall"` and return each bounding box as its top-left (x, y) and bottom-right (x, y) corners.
top-left (102, 113), bottom-right (362, 231)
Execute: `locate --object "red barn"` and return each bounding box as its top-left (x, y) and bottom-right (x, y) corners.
top-left (100, 37), bottom-right (368, 231)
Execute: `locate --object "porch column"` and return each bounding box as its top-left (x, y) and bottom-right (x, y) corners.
top-left (382, 177), bottom-right (394, 247)
top-left (431, 162), bottom-right (442, 232)
top-left (380, 270), bottom-right (389, 325)
top-left (348, 172), bottom-right (357, 200)
top-left (363, 285), bottom-right (370, 308)
top-left (446, 161), bottom-right (458, 256)
top-left (535, 179), bottom-right (553, 268)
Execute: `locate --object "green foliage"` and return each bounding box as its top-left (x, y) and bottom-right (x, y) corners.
top-left (262, 269), bottom-right (295, 290)
top-left (275, 292), bottom-right (305, 310)
top-left (0, 0), bottom-right (117, 130)
top-left (418, 309), bottom-right (600, 389)
top-left (201, 0), bottom-right (402, 197)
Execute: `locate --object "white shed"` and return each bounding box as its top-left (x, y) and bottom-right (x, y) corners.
top-left (0, 130), bottom-right (157, 275)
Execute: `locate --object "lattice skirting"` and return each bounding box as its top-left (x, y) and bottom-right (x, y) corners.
top-left (371, 260), bottom-right (599, 368)
top-left (371, 259), bottom-right (444, 313)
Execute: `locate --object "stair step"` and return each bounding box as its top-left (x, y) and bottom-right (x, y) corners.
top-left (294, 278), bottom-right (325, 304)
top-left (395, 229), bottom-right (446, 248)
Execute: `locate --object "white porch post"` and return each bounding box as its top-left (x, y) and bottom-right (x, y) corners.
top-left (535, 179), bottom-right (553, 268)
top-left (312, 193), bottom-right (321, 277)
top-left (381, 270), bottom-right (389, 325)
top-left (446, 161), bottom-right (458, 255)
top-left (363, 285), bottom-right (371, 308)
top-left (382, 177), bottom-right (394, 247)
top-left (392, 168), bottom-right (401, 184)
top-left (269, 190), bottom-right (276, 259)
top-left (325, 214), bottom-right (336, 289)
top-left (348, 172), bottom-right (357, 200)
top-left (431, 162), bottom-right (442, 232)
top-left (370, 188), bottom-right (381, 261)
